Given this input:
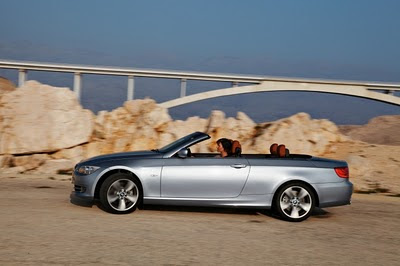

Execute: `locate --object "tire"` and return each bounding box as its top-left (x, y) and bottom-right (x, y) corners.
top-left (99, 173), bottom-right (141, 214)
top-left (274, 182), bottom-right (315, 222)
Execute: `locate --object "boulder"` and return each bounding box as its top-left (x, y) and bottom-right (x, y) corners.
top-left (124, 98), bottom-right (156, 117)
top-left (253, 113), bottom-right (345, 155)
top-left (84, 141), bottom-right (109, 158)
top-left (51, 146), bottom-right (84, 165)
top-left (165, 116), bottom-right (209, 152)
top-left (33, 159), bottom-right (74, 174)
top-left (129, 132), bottom-right (158, 151)
top-left (0, 154), bottom-right (14, 168)
top-left (0, 77), bottom-right (16, 95)
top-left (1, 166), bottom-right (25, 175)
top-left (167, 117), bottom-right (208, 138)
top-left (124, 99), bottom-right (171, 130)
top-left (206, 110), bottom-right (226, 134)
top-left (205, 111), bottom-right (231, 151)
top-left (113, 135), bottom-right (134, 153)
top-left (203, 111), bottom-right (258, 153)
top-left (91, 99), bottom-right (171, 153)
top-left (0, 81), bottom-right (94, 155)
top-left (232, 112), bottom-right (256, 141)
top-left (158, 132), bottom-right (175, 149)
top-left (13, 154), bottom-right (49, 171)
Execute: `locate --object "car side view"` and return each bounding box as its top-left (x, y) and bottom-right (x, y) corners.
top-left (70, 132), bottom-right (353, 222)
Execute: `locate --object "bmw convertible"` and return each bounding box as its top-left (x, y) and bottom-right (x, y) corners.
top-left (71, 131), bottom-right (353, 222)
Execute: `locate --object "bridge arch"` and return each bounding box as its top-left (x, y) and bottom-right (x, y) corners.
top-left (159, 81), bottom-right (400, 108)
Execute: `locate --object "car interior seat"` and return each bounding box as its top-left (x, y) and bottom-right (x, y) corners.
top-left (231, 140), bottom-right (242, 157)
top-left (270, 143), bottom-right (278, 157)
top-left (277, 144), bottom-right (290, 158)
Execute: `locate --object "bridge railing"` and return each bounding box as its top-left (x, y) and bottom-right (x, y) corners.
top-left (0, 59), bottom-right (399, 101)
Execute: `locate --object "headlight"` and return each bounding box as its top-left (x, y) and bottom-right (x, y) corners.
top-left (77, 166), bottom-right (100, 175)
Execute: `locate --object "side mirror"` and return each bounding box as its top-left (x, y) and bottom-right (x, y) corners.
top-left (177, 148), bottom-right (189, 158)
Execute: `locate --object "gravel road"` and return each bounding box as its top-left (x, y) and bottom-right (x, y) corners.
top-left (0, 175), bottom-right (399, 265)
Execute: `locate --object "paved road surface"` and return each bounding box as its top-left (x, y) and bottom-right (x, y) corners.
top-left (0, 176), bottom-right (399, 265)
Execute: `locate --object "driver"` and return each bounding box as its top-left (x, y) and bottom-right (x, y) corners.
top-left (216, 138), bottom-right (233, 158)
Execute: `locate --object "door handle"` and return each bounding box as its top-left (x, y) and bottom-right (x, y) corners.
top-left (231, 164), bottom-right (247, 169)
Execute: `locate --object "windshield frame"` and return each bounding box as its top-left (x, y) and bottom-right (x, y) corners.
top-left (159, 132), bottom-right (210, 157)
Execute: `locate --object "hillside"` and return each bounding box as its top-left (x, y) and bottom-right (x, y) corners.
top-left (339, 115), bottom-right (400, 146)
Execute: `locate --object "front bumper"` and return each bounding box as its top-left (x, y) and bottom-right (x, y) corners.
top-left (70, 191), bottom-right (94, 206)
top-left (70, 170), bottom-right (98, 206)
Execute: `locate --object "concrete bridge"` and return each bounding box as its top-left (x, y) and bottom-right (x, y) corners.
top-left (159, 80), bottom-right (400, 108)
top-left (1, 59), bottom-right (399, 107)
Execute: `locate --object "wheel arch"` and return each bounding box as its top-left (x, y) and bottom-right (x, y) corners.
top-left (94, 168), bottom-right (143, 200)
top-left (271, 180), bottom-right (320, 208)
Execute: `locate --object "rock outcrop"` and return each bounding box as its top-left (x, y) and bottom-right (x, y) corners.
top-left (0, 80), bottom-right (374, 179)
top-left (93, 98), bottom-right (172, 154)
top-left (0, 81), bottom-right (94, 155)
top-left (0, 77), bottom-right (16, 95)
top-left (253, 113), bottom-right (348, 155)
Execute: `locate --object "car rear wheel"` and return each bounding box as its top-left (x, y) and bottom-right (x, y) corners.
top-left (99, 173), bottom-right (141, 214)
top-left (274, 182), bottom-right (315, 222)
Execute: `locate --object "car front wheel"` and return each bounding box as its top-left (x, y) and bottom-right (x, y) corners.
top-left (99, 173), bottom-right (141, 214)
top-left (274, 182), bottom-right (315, 222)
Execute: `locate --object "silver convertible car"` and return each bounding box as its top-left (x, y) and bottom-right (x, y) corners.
top-left (71, 132), bottom-right (353, 222)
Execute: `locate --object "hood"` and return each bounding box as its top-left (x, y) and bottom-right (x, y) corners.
top-left (79, 150), bottom-right (163, 165)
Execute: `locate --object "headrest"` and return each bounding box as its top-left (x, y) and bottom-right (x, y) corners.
top-left (277, 144), bottom-right (290, 158)
top-left (231, 140), bottom-right (242, 157)
top-left (270, 143), bottom-right (278, 156)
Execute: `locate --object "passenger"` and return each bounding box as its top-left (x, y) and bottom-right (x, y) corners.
top-left (216, 138), bottom-right (233, 158)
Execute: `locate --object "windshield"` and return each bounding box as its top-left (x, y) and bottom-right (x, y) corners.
top-left (159, 132), bottom-right (207, 153)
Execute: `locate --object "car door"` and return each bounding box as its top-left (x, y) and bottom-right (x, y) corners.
top-left (161, 157), bottom-right (250, 198)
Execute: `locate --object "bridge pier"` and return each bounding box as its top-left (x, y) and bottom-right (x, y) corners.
top-left (180, 79), bottom-right (187, 97)
top-left (73, 73), bottom-right (82, 101)
top-left (18, 69), bottom-right (27, 87)
top-left (127, 75), bottom-right (135, 100)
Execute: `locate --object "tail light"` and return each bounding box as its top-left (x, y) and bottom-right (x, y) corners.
top-left (335, 167), bottom-right (349, 178)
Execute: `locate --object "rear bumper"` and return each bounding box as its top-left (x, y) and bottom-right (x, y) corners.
top-left (314, 181), bottom-right (353, 208)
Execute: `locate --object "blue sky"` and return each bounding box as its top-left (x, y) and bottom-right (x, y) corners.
top-left (0, 0), bottom-right (399, 124)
